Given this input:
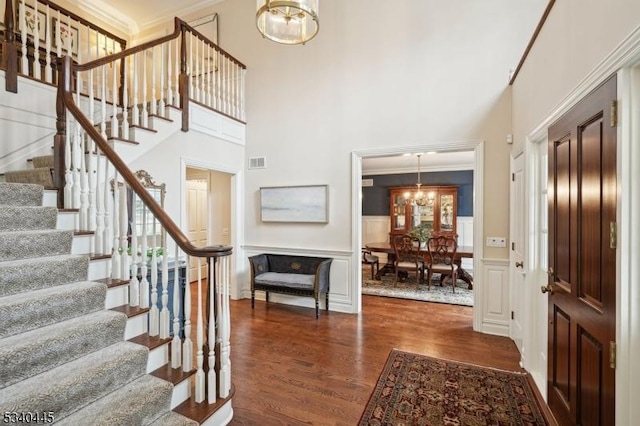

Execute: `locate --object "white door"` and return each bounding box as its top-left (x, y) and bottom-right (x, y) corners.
top-left (186, 179), bottom-right (209, 280)
top-left (510, 151), bottom-right (526, 355)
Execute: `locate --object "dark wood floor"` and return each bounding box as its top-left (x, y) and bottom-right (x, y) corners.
top-left (225, 295), bottom-right (523, 425)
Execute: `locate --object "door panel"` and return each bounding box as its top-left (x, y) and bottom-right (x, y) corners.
top-left (510, 152), bottom-right (525, 353)
top-left (547, 75), bottom-right (616, 426)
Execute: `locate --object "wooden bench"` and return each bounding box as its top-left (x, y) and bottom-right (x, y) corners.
top-left (248, 254), bottom-right (332, 319)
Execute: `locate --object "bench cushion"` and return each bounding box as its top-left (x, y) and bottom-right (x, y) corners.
top-left (254, 272), bottom-right (315, 290)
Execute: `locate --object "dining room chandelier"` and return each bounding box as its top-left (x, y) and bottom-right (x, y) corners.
top-left (256, 0), bottom-right (320, 45)
top-left (407, 154), bottom-right (435, 206)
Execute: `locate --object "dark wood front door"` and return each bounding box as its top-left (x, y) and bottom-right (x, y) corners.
top-left (547, 75), bottom-right (617, 426)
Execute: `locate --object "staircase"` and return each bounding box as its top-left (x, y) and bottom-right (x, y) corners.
top-left (0, 182), bottom-right (198, 425)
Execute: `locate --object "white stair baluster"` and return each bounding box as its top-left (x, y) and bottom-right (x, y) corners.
top-left (103, 161), bottom-right (112, 256)
top-left (195, 257), bottom-right (205, 403)
top-left (72, 119), bottom-right (81, 216)
top-left (111, 175), bottom-right (121, 280)
top-left (218, 255), bottom-right (231, 398)
top-left (241, 68), bottom-right (246, 121)
top-left (55, 10), bottom-right (61, 58)
top-left (139, 206), bottom-right (149, 309)
top-left (182, 255), bottom-right (193, 372)
top-left (119, 186), bottom-right (129, 280)
top-left (150, 45), bottom-right (157, 117)
top-left (166, 40), bottom-right (174, 108)
top-left (132, 53), bottom-right (139, 126)
top-left (87, 138), bottom-right (97, 238)
top-left (63, 118), bottom-right (73, 209)
top-left (32, 0), bottom-right (40, 80)
top-left (159, 229), bottom-right (170, 339)
top-left (188, 34), bottom-right (194, 103)
top-left (44, 6), bottom-right (52, 83)
top-left (142, 50), bottom-right (148, 128)
top-left (19, 1), bottom-right (27, 75)
top-left (149, 218), bottom-right (159, 336)
top-left (206, 44), bottom-right (212, 107)
top-left (174, 39), bottom-right (180, 108)
top-left (122, 56), bottom-right (130, 140)
top-left (215, 51), bottom-right (221, 112)
top-left (207, 257), bottom-right (217, 403)
top-left (129, 193), bottom-right (139, 307)
top-left (111, 53), bottom-right (118, 138)
top-left (79, 133), bottom-right (89, 231)
top-left (94, 149), bottom-right (104, 254)
top-left (100, 64), bottom-right (107, 139)
top-left (171, 244), bottom-right (182, 368)
top-left (159, 43), bottom-right (166, 117)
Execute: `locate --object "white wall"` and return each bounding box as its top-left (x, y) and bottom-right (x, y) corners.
top-left (511, 1), bottom-right (640, 423)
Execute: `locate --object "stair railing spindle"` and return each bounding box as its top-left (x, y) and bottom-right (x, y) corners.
top-left (171, 244), bottom-right (182, 368)
top-left (32, 0), bottom-right (40, 80)
top-left (159, 228), bottom-right (170, 339)
top-left (139, 206), bottom-right (149, 309)
top-left (159, 43), bottom-right (166, 117)
top-left (174, 38), bottom-right (180, 108)
top-left (207, 257), bottom-right (217, 403)
top-left (218, 254), bottom-right (231, 398)
top-left (19, 1), bottom-right (27, 76)
top-left (119, 184), bottom-right (129, 280)
top-left (78, 131), bottom-right (89, 230)
top-left (102, 161), bottom-right (112, 256)
top-left (166, 40), bottom-right (174, 108)
top-left (111, 55), bottom-right (118, 138)
top-left (182, 255), bottom-right (193, 373)
top-left (122, 56), bottom-right (129, 140)
top-left (150, 45), bottom-right (157, 117)
top-left (100, 64), bottom-right (107, 139)
top-left (132, 53), bottom-right (139, 126)
top-left (129, 201), bottom-right (139, 307)
top-left (44, 5), bottom-right (52, 83)
top-left (111, 174), bottom-right (121, 279)
top-left (195, 256), bottom-right (205, 403)
top-left (94, 148), bottom-right (104, 254)
top-left (149, 217), bottom-right (159, 336)
top-left (142, 50), bottom-right (148, 128)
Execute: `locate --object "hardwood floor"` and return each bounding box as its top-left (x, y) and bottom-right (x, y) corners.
top-left (224, 295), bottom-right (522, 425)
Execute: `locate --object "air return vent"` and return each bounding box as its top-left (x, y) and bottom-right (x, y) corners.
top-left (362, 178), bottom-right (374, 187)
top-left (249, 156), bottom-right (266, 169)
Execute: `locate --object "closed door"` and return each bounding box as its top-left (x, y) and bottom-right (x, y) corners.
top-left (186, 179), bottom-right (209, 280)
top-left (510, 151), bottom-right (525, 354)
top-left (547, 75), bottom-right (617, 425)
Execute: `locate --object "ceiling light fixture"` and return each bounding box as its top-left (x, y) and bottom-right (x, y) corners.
top-left (256, 0), bottom-right (319, 45)
top-left (405, 154), bottom-right (434, 206)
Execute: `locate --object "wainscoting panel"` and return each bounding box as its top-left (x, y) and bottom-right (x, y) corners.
top-left (479, 259), bottom-right (510, 336)
top-left (190, 103), bottom-right (245, 146)
top-left (362, 216), bottom-right (390, 263)
top-left (456, 216), bottom-right (474, 248)
top-left (242, 246), bottom-right (354, 314)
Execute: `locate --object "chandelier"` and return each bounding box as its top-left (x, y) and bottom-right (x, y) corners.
top-left (256, 0), bottom-right (320, 45)
top-left (405, 154), bottom-right (435, 206)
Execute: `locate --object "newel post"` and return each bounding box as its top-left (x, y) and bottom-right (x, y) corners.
top-left (3, 0), bottom-right (18, 92)
top-left (53, 57), bottom-right (71, 208)
top-left (179, 22), bottom-right (190, 132)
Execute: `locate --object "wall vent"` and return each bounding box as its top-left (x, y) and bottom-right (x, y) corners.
top-left (362, 178), bottom-right (374, 187)
top-left (249, 156), bottom-right (266, 169)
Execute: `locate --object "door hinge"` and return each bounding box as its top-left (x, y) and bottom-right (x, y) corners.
top-left (511, 242), bottom-right (515, 251)
top-left (610, 341), bottom-right (616, 369)
top-left (610, 221), bottom-right (617, 249)
top-left (511, 311), bottom-right (515, 320)
top-left (610, 100), bottom-right (618, 127)
top-left (512, 173), bottom-right (515, 181)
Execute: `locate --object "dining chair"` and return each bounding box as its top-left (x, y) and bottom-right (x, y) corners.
top-left (392, 234), bottom-right (425, 286)
top-left (425, 235), bottom-right (458, 292)
top-left (362, 248), bottom-right (380, 280)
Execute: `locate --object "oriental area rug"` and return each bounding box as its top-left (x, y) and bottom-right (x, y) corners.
top-left (359, 350), bottom-right (548, 426)
top-left (362, 267), bottom-right (473, 307)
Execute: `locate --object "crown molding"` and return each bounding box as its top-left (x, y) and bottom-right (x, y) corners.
top-left (363, 163), bottom-right (474, 176)
top-left (72, 0), bottom-right (139, 34)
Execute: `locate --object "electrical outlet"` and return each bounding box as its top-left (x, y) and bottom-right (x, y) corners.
top-left (486, 237), bottom-right (507, 247)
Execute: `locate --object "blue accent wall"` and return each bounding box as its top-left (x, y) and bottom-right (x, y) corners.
top-left (362, 170), bottom-right (474, 216)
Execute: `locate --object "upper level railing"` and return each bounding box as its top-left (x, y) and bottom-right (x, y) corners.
top-left (2, 0), bottom-right (127, 92)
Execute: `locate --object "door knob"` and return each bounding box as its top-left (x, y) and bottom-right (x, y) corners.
top-left (541, 284), bottom-right (554, 295)
top-left (515, 261), bottom-right (524, 268)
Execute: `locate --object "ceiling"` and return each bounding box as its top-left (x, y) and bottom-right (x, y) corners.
top-left (362, 151), bottom-right (475, 175)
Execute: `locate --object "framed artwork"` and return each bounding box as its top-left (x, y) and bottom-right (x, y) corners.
top-left (52, 18), bottom-right (78, 55)
top-left (17, 2), bottom-right (47, 42)
top-left (260, 185), bottom-right (329, 223)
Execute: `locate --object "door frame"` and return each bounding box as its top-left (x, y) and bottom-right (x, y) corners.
top-left (521, 58), bottom-right (640, 424)
top-left (351, 140), bottom-right (484, 331)
top-left (180, 157), bottom-right (244, 300)
top-left (509, 148), bottom-right (527, 357)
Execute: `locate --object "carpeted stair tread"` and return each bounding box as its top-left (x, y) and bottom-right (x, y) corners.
top-left (4, 167), bottom-right (54, 188)
top-left (150, 411), bottom-right (199, 426)
top-left (0, 254), bottom-right (88, 297)
top-left (0, 280), bottom-right (106, 339)
top-left (0, 183), bottom-right (43, 206)
top-left (56, 374), bottom-right (175, 426)
top-left (0, 229), bottom-right (73, 261)
top-left (0, 341), bottom-right (149, 422)
top-left (0, 310), bottom-right (127, 388)
top-left (31, 155), bottom-right (54, 169)
top-left (0, 205), bottom-right (57, 231)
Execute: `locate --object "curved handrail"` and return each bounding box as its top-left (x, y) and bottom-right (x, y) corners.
top-left (57, 55), bottom-right (232, 258)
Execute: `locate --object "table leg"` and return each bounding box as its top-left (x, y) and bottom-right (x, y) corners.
top-left (455, 259), bottom-right (473, 290)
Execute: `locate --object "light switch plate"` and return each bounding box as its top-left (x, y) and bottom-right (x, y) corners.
top-left (486, 237), bottom-right (507, 247)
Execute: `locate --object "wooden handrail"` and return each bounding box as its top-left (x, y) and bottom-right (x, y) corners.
top-left (57, 55), bottom-right (232, 258)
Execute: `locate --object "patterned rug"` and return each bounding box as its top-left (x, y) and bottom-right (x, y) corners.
top-left (359, 350), bottom-right (548, 426)
top-left (362, 267), bottom-right (473, 307)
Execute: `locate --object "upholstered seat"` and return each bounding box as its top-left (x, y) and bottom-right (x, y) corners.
top-left (362, 249), bottom-right (379, 280)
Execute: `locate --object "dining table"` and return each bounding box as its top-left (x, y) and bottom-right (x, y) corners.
top-left (364, 241), bottom-right (474, 289)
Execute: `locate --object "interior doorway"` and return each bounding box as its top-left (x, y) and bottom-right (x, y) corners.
top-left (353, 142), bottom-right (484, 326)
